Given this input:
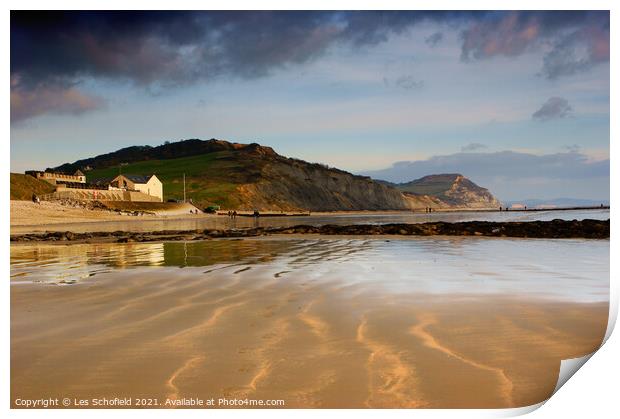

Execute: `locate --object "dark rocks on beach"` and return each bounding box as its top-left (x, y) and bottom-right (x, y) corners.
top-left (9, 219), bottom-right (610, 243)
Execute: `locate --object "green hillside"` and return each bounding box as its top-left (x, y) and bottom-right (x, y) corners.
top-left (85, 151), bottom-right (259, 208)
top-left (10, 173), bottom-right (55, 200)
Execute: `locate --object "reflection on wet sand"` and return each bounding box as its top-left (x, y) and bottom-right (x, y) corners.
top-left (11, 238), bottom-right (609, 408)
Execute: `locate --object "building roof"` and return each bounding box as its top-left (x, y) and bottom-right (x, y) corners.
top-left (74, 170), bottom-right (85, 176)
top-left (119, 174), bottom-right (154, 184)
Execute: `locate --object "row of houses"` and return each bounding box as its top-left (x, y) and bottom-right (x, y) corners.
top-left (26, 169), bottom-right (87, 184)
top-left (26, 170), bottom-right (163, 202)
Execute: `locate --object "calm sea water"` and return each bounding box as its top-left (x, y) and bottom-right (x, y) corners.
top-left (11, 208), bottom-right (610, 234)
top-left (11, 237), bottom-right (609, 303)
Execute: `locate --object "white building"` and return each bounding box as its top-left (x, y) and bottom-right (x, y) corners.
top-left (110, 174), bottom-right (163, 202)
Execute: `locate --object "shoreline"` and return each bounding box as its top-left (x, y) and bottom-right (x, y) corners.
top-left (11, 200), bottom-right (610, 227)
top-left (310, 205), bottom-right (610, 215)
top-left (9, 219), bottom-right (610, 243)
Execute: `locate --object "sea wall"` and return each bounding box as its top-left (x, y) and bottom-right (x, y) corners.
top-left (43, 189), bottom-right (160, 202)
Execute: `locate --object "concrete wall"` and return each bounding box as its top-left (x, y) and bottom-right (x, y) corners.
top-left (126, 190), bottom-right (161, 202)
top-left (45, 189), bottom-right (160, 202)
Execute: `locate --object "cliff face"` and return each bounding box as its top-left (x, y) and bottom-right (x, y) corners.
top-left (393, 174), bottom-right (501, 209)
top-left (236, 160), bottom-right (411, 211)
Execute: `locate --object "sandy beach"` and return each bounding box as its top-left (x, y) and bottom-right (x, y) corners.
top-left (10, 238), bottom-right (609, 408)
top-left (10, 201), bottom-right (208, 227)
top-left (11, 272), bottom-right (607, 408)
top-left (10, 201), bottom-right (131, 225)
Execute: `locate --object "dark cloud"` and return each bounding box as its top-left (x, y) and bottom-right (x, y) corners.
top-left (541, 26), bottom-right (610, 79)
top-left (11, 11), bottom-right (480, 85)
top-left (461, 142), bottom-right (487, 152)
top-left (460, 11), bottom-right (609, 79)
top-left (425, 32), bottom-right (443, 47)
top-left (362, 150), bottom-right (609, 200)
top-left (10, 11), bottom-right (609, 122)
top-left (13, 11), bottom-right (469, 121)
top-left (336, 11), bottom-right (478, 47)
top-left (532, 97), bottom-right (573, 121)
top-left (10, 11), bottom-right (451, 89)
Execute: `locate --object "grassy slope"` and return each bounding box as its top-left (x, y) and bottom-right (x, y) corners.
top-left (10, 173), bottom-right (55, 200)
top-left (85, 151), bottom-right (260, 208)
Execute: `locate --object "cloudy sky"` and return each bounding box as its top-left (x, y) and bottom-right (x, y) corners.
top-left (10, 11), bottom-right (609, 200)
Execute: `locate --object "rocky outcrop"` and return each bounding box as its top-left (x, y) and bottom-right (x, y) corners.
top-left (10, 219), bottom-right (610, 242)
top-left (390, 174), bottom-right (500, 209)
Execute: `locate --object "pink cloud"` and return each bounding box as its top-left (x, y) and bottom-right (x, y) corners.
top-left (461, 13), bottom-right (542, 60)
top-left (11, 77), bottom-right (105, 123)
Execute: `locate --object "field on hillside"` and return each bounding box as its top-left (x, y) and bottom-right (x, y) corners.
top-left (10, 173), bottom-right (55, 200)
top-left (85, 151), bottom-right (261, 209)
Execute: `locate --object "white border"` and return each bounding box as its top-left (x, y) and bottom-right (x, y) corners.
top-left (4, 1), bottom-right (617, 418)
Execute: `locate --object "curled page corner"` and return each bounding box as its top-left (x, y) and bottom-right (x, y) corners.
top-left (548, 277), bottom-right (618, 397)
top-left (485, 353), bottom-right (597, 419)
top-left (496, 402), bottom-right (545, 417)
top-left (548, 298), bottom-right (616, 399)
top-left (486, 352), bottom-right (598, 418)
top-left (552, 352), bottom-right (595, 395)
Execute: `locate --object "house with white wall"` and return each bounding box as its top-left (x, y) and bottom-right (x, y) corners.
top-left (110, 174), bottom-right (163, 202)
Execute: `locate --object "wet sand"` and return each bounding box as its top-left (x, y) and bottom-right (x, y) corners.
top-left (11, 238), bottom-right (609, 408)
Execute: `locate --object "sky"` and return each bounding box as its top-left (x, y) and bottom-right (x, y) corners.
top-left (10, 11), bottom-right (610, 201)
